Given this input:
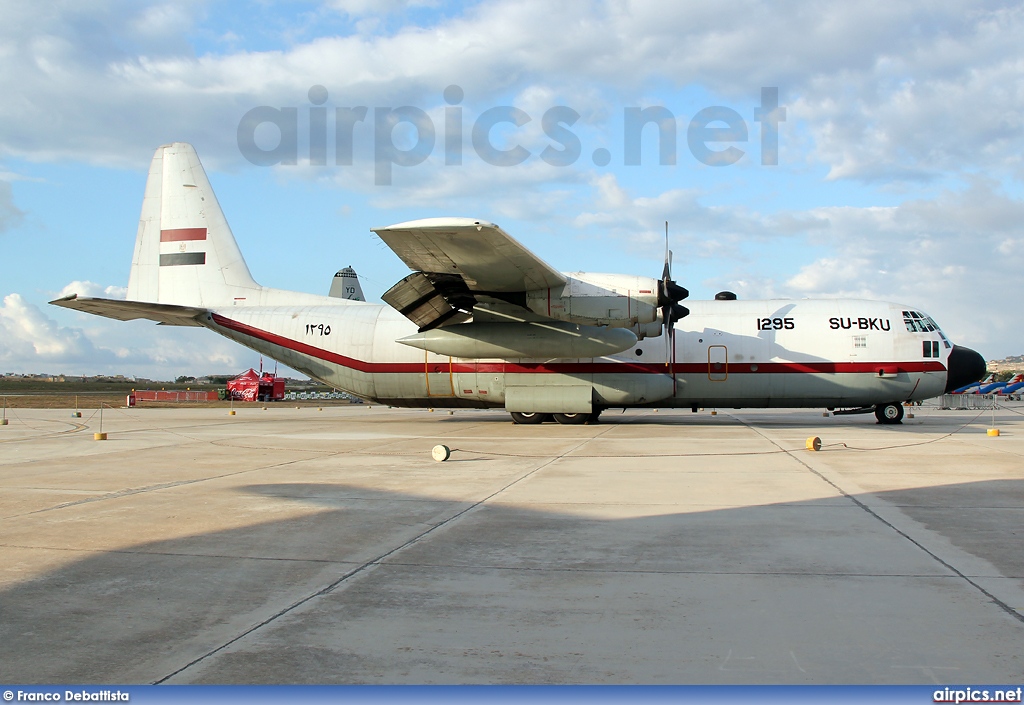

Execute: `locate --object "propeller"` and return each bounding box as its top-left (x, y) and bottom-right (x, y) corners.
top-left (657, 222), bottom-right (689, 370)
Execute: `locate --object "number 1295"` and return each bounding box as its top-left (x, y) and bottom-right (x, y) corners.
top-left (757, 317), bottom-right (794, 330)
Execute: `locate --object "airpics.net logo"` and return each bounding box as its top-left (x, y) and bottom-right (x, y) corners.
top-left (236, 86), bottom-right (786, 185)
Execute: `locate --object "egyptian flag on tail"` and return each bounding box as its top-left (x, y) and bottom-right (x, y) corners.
top-left (159, 227), bottom-right (207, 266)
top-left (127, 143), bottom-right (259, 307)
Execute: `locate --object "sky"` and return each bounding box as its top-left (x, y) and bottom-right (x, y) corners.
top-left (1, 0), bottom-right (1022, 379)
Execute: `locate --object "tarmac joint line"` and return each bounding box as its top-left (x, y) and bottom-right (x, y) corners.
top-left (736, 415), bottom-right (1024, 627)
top-left (152, 418), bottom-right (627, 684)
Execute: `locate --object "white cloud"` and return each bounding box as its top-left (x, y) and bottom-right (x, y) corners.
top-left (572, 174), bottom-right (783, 261)
top-left (127, 2), bottom-right (195, 39)
top-left (770, 180), bottom-right (1024, 352)
top-left (785, 256), bottom-right (880, 296)
top-left (326, 0), bottom-right (440, 18)
top-left (0, 293), bottom-right (96, 360)
top-left (3, 0), bottom-right (1022, 183)
top-left (0, 287), bottom-right (253, 378)
top-left (57, 281), bottom-right (127, 300)
top-left (592, 173), bottom-right (629, 209)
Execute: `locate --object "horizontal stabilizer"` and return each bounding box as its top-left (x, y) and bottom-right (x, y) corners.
top-left (50, 295), bottom-right (207, 327)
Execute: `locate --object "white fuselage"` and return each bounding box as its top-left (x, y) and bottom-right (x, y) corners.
top-left (201, 295), bottom-right (950, 409)
top-left (55, 143), bottom-right (975, 418)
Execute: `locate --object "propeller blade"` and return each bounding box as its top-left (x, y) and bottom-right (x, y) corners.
top-left (664, 221), bottom-right (670, 269)
top-left (665, 318), bottom-right (671, 363)
top-left (659, 221), bottom-right (685, 374)
top-left (669, 319), bottom-right (675, 376)
top-left (662, 221), bottom-right (672, 281)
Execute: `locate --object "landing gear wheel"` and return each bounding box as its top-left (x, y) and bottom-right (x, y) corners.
top-left (874, 402), bottom-right (904, 424)
top-left (510, 411), bottom-right (547, 425)
top-left (553, 412), bottom-right (590, 425)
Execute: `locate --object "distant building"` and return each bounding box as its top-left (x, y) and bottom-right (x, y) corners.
top-left (987, 356), bottom-right (1024, 373)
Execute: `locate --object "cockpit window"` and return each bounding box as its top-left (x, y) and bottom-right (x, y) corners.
top-left (903, 310), bottom-right (938, 333)
top-left (903, 310), bottom-right (951, 348)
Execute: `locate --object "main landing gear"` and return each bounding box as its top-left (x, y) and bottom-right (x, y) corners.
top-left (509, 411), bottom-right (547, 424)
top-left (874, 402), bottom-right (905, 425)
top-left (510, 410), bottom-right (602, 425)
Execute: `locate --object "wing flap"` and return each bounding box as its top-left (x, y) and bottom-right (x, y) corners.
top-left (372, 218), bottom-right (566, 293)
top-left (381, 273), bottom-right (471, 331)
top-left (50, 295), bottom-right (207, 327)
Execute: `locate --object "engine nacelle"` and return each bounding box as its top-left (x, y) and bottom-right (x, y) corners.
top-left (524, 272), bottom-right (663, 338)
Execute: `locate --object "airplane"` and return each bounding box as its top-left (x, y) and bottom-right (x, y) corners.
top-left (51, 142), bottom-right (987, 426)
top-left (974, 378), bottom-right (1010, 395)
top-left (973, 373), bottom-right (1022, 395)
top-left (990, 373), bottom-right (1024, 395)
top-left (999, 384), bottom-right (1024, 398)
top-left (951, 373), bottom-right (995, 394)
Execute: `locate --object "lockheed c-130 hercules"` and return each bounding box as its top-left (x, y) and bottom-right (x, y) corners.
top-left (52, 143), bottom-right (986, 425)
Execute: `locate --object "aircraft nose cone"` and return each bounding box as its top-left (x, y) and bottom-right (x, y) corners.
top-left (944, 345), bottom-right (987, 393)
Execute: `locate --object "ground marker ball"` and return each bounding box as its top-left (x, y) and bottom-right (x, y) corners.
top-left (806, 436), bottom-right (821, 451)
top-left (432, 444), bottom-right (451, 462)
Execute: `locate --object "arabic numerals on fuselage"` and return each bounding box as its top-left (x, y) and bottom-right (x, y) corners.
top-left (305, 323), bottom-right (332, 336)
top-left (756, 317), bottom-right (795, 330)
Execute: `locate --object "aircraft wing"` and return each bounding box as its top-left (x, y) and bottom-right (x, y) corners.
top-left (372, 218), bottom-right (566, 293)
top-left (50, 295), bottom-right (207, 327)
top-left (372, 218), bottom-right (566, 331)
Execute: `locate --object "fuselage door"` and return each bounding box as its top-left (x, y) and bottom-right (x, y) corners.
top-left (454, 364), bottom-right (504, 403)
top-left (708, 345), bottom-right (728, 382)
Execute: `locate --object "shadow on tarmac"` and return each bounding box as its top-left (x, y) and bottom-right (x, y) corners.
top-left (0, 424), bottom-right (1021, 683)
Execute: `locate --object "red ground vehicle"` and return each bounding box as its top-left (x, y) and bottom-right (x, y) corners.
top-left (226, 369), bottom-right (285, 402)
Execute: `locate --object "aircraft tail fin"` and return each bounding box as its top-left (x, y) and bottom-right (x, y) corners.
top-left (126, 143), bottom-right (260, 307)
top-left (328, 266), bottom-right (365, 301)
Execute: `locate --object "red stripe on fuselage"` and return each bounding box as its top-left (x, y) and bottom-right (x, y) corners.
top-left (210, 313), bottom-right (948, 377)
top-left (212, 313), bottom-right (420, 373)
top-left (160, 228), bottom-right (208, 242)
